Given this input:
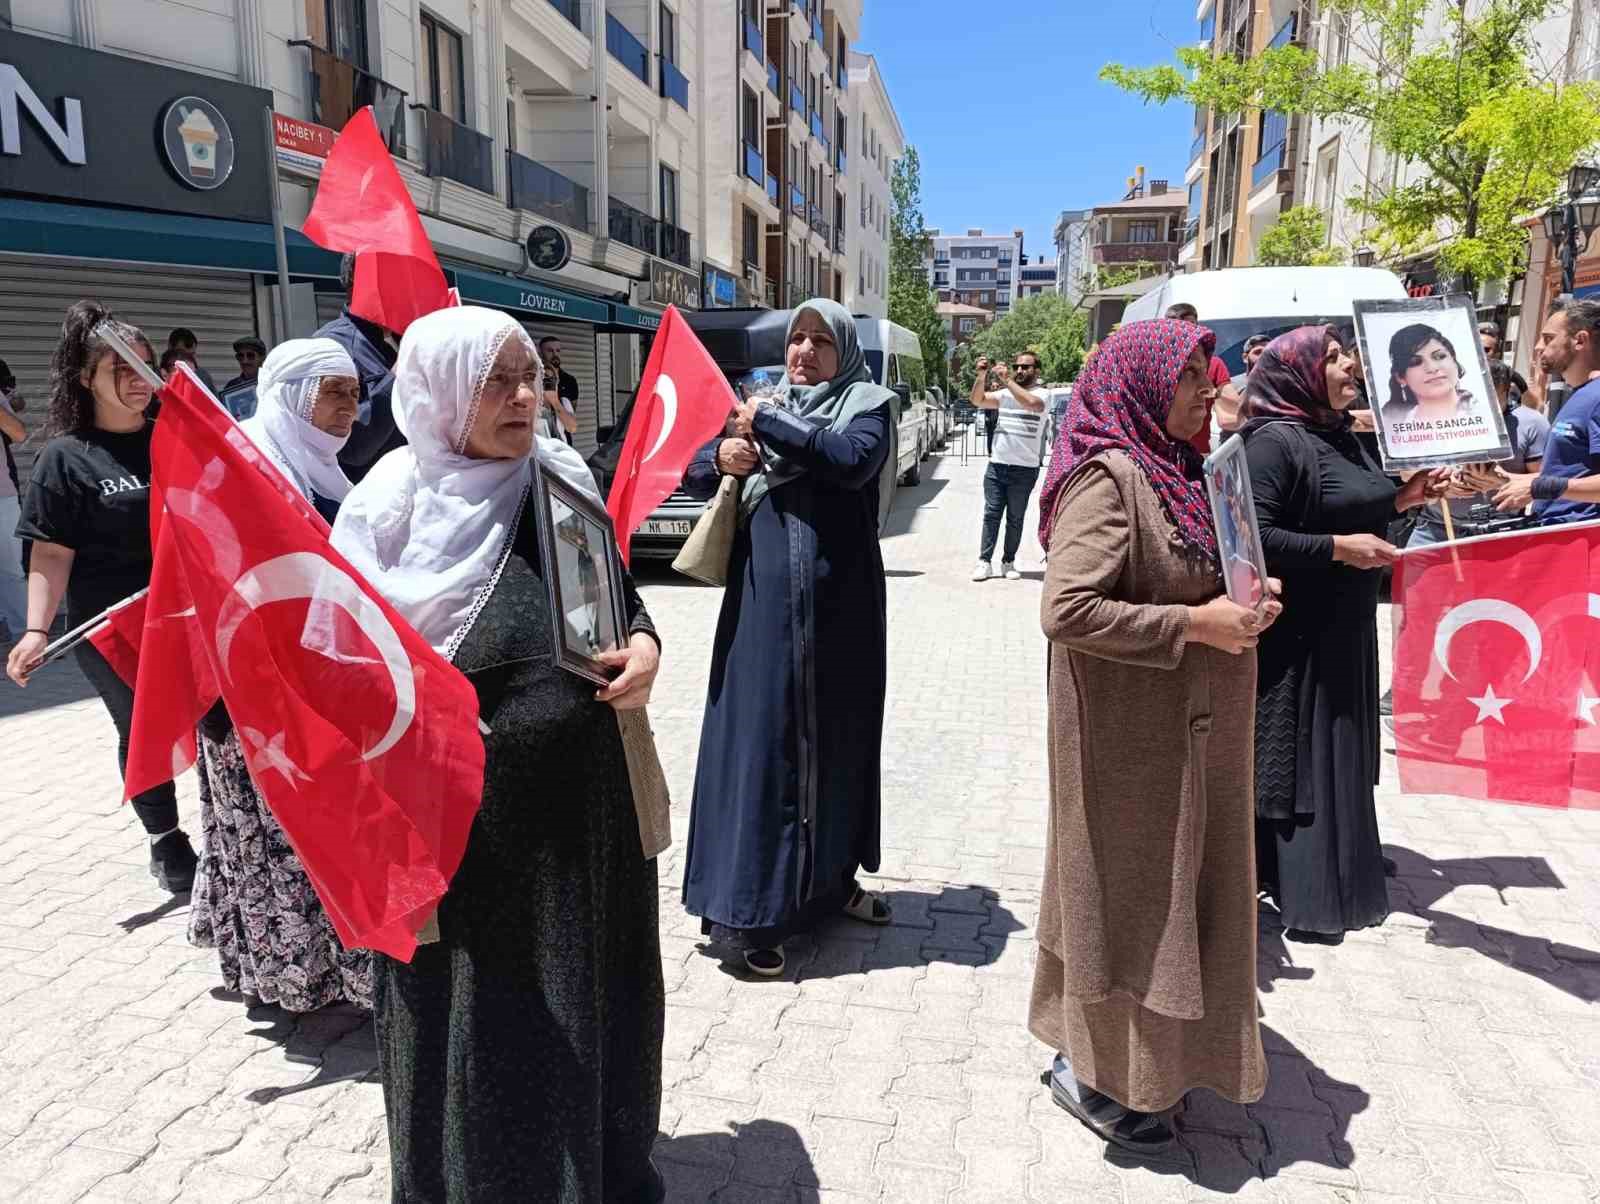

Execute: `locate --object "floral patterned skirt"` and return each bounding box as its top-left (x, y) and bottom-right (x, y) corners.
top-left (188, 730), bottom-right (373, 1012)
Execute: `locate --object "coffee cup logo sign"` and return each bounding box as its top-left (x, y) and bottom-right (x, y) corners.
top-left (161, 96), bottom-right (235, 191)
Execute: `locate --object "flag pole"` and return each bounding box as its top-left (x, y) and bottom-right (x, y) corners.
top-left (1436, 500), bottom-right (1464, 582)
top-left (265, 106), bottom-right (295, 341)
top-left (30, 589), bottom-right (149, 672)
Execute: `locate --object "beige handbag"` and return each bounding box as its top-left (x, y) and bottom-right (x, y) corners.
top-left (617, 707), bottom-right (672, 859)
top-left (671, 473), bottom-right (740, 586)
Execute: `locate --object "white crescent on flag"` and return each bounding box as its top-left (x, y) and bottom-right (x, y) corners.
top-left (214, 551), bottom-right (417, 760)
top-left (1433, 599), bottom-right (1542, 683)
top-left (642, 372), bottom-right (678, 464)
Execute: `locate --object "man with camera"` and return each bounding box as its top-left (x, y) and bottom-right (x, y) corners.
top-left (970, 351), bottom-right (1048, 581)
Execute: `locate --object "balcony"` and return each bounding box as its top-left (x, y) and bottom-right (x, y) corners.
top-left (547, 0), bottom-right (581, 28)
top-left (1267, 12), bottom-right (1298, 50)
top-left (414, 106), bottom-right (494, 194)
top-left (837, 59), bottom-right (848, 89)
top-left (1181, 217), bottom-right (1199, 246)
top-left (606, 14), bottom-right (649, 85)
top-left (507, 151), bottom-right (590, 231)
top-left (833, 227), bottom-right (845, 253)
top-left (809, 109), bottom-right (825, 144)
top-left (767, 171), bottom-right (780, 206)
top-left (789, 184), bottom-right (806, 218)
top-left (742, 15), bottom-right (764, 60)
top-left (808, 204), bottom-right (829, 242)
top-left (743, 143), bottom-right (764, 185)
top-left (659, 58), bottom-right (690, 110)
top-left (786, 282), bottom-right (806, 308)
top-left (1092, 240), bottom-right (1180, 265)
top-left (763, 280), bottom-right (779, 307)
top-left (767, 62), bottom-right (781, 99)
top-left (609, 195), bottom-right (662, 256)
top-left (1252, 138), bottom-right (1286, 190)
top-left (1190, 130), bottom-right (1206, 164)
top-left (659, 222), bottom-right (693, 268)
top-left (789, 80), bottom-right (805, 117)
top-left (835, 146), bottom-right (846, 174)
top-left (811, 12), bottom-right (825, 45)
top-left (292, 41), bottom-right (407, 154)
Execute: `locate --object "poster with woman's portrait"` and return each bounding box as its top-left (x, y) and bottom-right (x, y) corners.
top-left (532, 465), bottom-right (627, 685)
top-left (1351, 296), bottom-right (1512, 471)
top-left (1203, 435), bottom-right (1271, 614)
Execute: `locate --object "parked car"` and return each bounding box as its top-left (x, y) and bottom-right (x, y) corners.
top-left (925, 385), bottom-right (951, 449)
top-left (856, 317), bottom-right (933, 487)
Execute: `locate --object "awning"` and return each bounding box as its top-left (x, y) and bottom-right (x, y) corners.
top-left (0, 197), bottom-right (342, 277)
top-left (449, 265), bottom-right (612, 324)
top-left (605, 304), bottom-right (664, 333)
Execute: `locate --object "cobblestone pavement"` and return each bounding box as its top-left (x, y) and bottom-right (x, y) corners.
top-left (2, 439), bottom-right (1598, 1203)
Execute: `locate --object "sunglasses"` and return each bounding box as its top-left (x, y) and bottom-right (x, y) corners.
top-left (1013, 362), bottom-right (1039, 371)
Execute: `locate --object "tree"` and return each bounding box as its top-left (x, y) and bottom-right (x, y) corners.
top-left (887, 147), bottom-right (948, 391)
top-left (1255, 206), bottom-right (1348, 266)
top-left (1102, 0), bottom-right (1600, 290)
top-left (951, 294), bottom-right (1087, 391)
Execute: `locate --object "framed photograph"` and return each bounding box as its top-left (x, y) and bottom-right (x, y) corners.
top-left (1203, 434), bottom-right (1272, 614)
top-left (529, 460), bottom-right (628, 686)
top-left (1351, 295), bottom-right (1513, 472)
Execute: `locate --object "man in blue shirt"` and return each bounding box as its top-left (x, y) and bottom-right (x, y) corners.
top-left (1490, 298), bottom-right (1600, 523)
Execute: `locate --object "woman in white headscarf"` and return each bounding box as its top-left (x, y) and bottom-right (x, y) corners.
top-left (331, 307), bottom-right (665, 1204)
top-left (187, 336), bottom-right (376, 1013)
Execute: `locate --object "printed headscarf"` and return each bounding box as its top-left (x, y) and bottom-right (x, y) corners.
top-left (1037, 318), bottom-right (1217, 560)
top-left (740, 297), bottom-right (895, 517)
top-left (238, 338), bottom-right (358, 504)
top-left (1242, 324), bottom-right (1348, 431)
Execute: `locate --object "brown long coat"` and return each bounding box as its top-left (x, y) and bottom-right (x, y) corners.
top-left (1028, 452), bottom-right (1265, 1113)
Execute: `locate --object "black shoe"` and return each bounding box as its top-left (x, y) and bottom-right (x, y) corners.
top-left (1041, 1069), bottom-right (1177, 1154)
top-left (149, 830), bottom-right (198, 894)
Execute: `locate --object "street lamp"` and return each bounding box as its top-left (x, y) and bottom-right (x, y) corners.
top-left (1353, 246), bottom-right (1376, 268)
top-left (1544, 162), bottom-right (1600, 295)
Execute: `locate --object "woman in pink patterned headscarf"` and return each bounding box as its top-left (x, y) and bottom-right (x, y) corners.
top-left (1030, 319), bottom-right (1280, 1152)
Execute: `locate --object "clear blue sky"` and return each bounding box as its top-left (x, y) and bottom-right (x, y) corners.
top-left (860, 0), bottom-right (1199, 262)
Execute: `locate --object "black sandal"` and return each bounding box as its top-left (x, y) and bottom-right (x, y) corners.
top-left (743, 947), bottom-right (785, 977)
top-left (842, 887), bottom-right (892, 925)
top-left (1041, 1069), bottom-right (1177, 1154)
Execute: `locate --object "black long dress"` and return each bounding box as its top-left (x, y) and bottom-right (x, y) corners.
top-left (375, 509), bottom-right (665, 1204)
top-left (680, 403), bottom-right (890, 947)
top-left (1244, 420), bottom-right (1395, 936)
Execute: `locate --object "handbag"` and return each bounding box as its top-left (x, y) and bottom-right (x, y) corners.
top-left (617, 707), bottom-right (672, 860)
top-left (671, 472), bottom-right (741, 586)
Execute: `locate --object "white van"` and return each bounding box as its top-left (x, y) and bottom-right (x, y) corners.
top-left (1121, 266), bottom-right (1408, 375)
top-left (856, 317), bottom-right (932, 487)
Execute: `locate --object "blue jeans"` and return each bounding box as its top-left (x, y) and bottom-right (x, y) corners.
top-left (980, 463), bottom-right (1040, 563)
top-left (1406, 518), bottom-right (1446, 549)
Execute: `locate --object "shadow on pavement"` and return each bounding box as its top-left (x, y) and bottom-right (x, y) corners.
top-left (654, 1119), bottom-right (819, 1200)
top-left (1103, 1024), bottom-right (1369, 1192)
top-left (0, 658), bottom-right (100, 718)
top-left (1384, 844), bottom-right (1599, 1001)
top-left (117, 894), bottom-right (189, 932)
top-left (697, 885), bottom-right (1026, 983)
top-left (1255, 913), bottom-right (1315, 994)
top-left (880, 478), bottom-right (950, 541)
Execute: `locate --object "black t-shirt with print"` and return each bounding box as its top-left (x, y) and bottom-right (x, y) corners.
top-left (16, 425), bottom-right (155, 623)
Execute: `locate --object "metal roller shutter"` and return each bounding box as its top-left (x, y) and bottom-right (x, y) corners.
top-left (519, 320), bottom-right (601, 456)
top-left (0, 254), bottom-right (258, 484)
top-left (315, 290), bottom-right (347, 328)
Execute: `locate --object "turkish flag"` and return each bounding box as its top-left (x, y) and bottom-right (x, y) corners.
top-left (86, 590), bottom-right (148, 690)
top-left (1392, 521), bottom-right (1600, 809)
top-left (131, 366), bottom-right (486, 957)
top-left (605, 305), bottom-right (738, 565)
top-left (301, 106), bottom-right (451, 334)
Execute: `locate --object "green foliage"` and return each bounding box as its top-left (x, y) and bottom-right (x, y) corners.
top-left (1101, 0), bottom-right (1600, 288)
top-left (887, 147), bottom-right (948, 391)
top-left (951, 294), bottom-right (1087, 391)
top-left (1255, 206), bottom-right (1347, 267)
top-left (1075, 261), bottom-right (1161, 298)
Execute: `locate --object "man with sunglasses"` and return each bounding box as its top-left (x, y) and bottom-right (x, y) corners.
top-left (970, 351), bottom-right (1048, 581)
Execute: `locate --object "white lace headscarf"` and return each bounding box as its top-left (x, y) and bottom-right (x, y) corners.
top-left (238, 338), bottom-right (358, 503)
top-left (332, 306), bottom-right (604, 657)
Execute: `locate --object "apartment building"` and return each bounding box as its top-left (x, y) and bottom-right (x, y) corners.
top-left (926, 228), bottom-right (1023, 318)
top-left (0, 0), bottom-right (905, 474)
top-left (937, 300), bottom-right (991, 364)
top-left (844, 51), bottom-right (904, 319)
top-left (1018, 257), bottom-right (1058, 299)
top-left (1053, 208), bottom-right (1091, 300)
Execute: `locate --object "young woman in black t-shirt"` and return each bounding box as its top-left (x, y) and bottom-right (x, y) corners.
top-left (6, 301), bottom-right (198, 893)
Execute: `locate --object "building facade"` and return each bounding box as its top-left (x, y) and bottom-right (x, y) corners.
top-left (1018, 257), bottom-right (1057, 299)
top-left (843, 51), bottom-right (903, 319)
top-left (1053, 208), bottom-right (1090, 300)
top-left (925, 228), bottom-right (1023, 318)
top-left (0, 0), bottom-right (904, 479)
top-left (936, 300), bottom-right (991, 365)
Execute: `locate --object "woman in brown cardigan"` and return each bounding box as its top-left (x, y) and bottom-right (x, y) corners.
top-left (1029, 319), bottom-right (1280, 1152)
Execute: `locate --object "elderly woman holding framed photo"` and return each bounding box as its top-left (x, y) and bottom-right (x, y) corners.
top-left (332, 306), bottom-right (666, 1203)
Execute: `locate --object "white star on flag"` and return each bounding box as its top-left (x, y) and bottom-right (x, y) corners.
top-left (1468, 684), bottom-right (1512, 725)
top-left (1579, 690), bottom-right (1600, 727)
top-left (240, 726), bottom-right (312, 785)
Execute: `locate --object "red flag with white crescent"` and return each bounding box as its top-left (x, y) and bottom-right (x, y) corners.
top-left (1392, 521), bottom-right (1600, 809)
top-left (130, 365), bottom-right (486, 958)
top-left (604, 305), bottom-right (739, 566)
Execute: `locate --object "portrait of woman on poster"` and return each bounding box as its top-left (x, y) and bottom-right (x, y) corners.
top-left (1375, 323), bottom-right (1501, 462)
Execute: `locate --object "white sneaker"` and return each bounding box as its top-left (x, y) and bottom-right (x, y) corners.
top-left (1002, 562), bottom-right (1022, 580)
top-left (972, 561), bottom-right (992, 582)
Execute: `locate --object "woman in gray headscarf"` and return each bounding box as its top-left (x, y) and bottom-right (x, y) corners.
top-left (680, 298), bottom-right (896, 977)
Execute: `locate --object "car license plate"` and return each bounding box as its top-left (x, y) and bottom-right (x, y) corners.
top-left (643, 519), bottom-right (692, 536)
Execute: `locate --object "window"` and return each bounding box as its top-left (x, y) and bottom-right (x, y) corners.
top-left (741, 86), bottom-right (760, 147)
top-left (659, 3), bottom-right (677, 65)
top-left (808, 74), bottom-right (818, 113)
top-left (743, 208), bottom-right (761, 267)
top-left (959, 318), bottom-right (976, 333)
top-left (1128, 219), bottom-right (1159, 244)
top-left (862, 123), bottom-right (869, 156)
top-left (1314, 137), bottom-right (1339, 212)
top-left (979, 291), bottom-right (992, 305)
top-left (309, 0), bottom-right (369, 68)
top-left (660, 163), bottom-right (679, 227)
top-left (1326, 8), bottom-right (1350, 67)
top-left (997, 291), bottom-right (1010, 305)
top-left (419, 13), bottom-right (465, 121)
